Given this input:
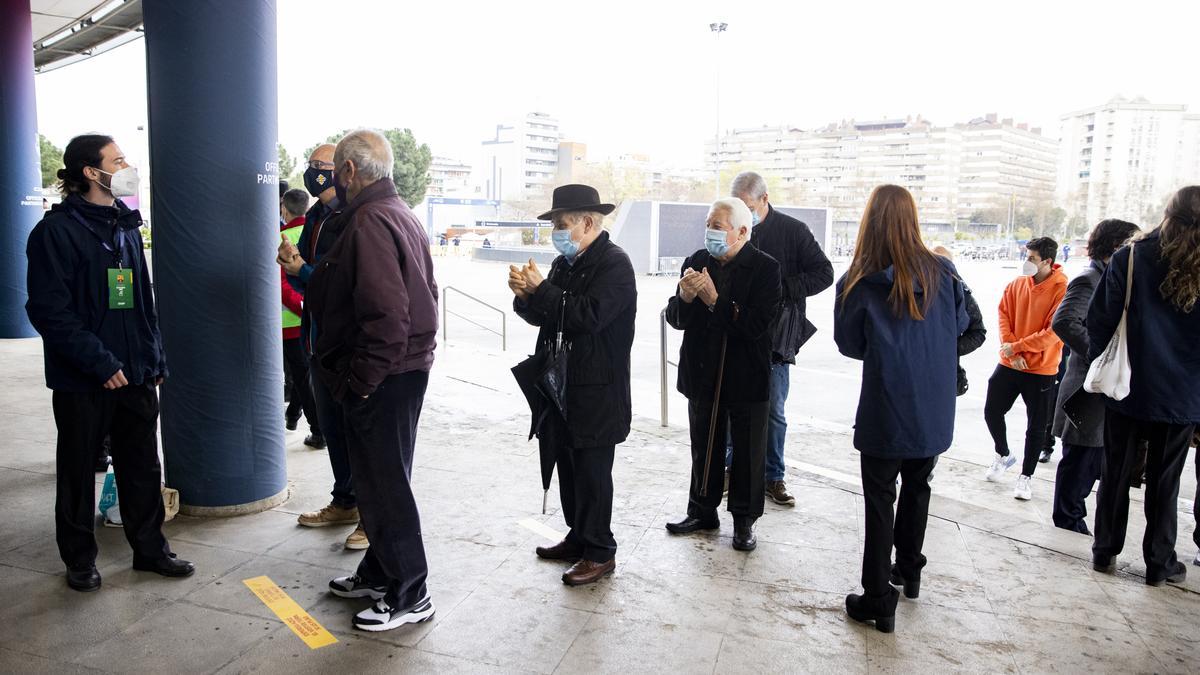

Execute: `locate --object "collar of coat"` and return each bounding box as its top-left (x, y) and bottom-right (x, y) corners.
top-left (556, 230), bottom-right (613, 273)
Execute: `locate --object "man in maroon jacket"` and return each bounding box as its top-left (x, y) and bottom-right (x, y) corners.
top-left (306, 129), bottom-right (439, 633)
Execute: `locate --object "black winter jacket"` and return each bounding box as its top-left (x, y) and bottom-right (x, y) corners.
top-left (26, 194), bottom-right (166, 392)
top-left (514, 232), bottom-right (637, 448)
top-left (749, 206), bottom-right (833, 363)
top-left (665, 244), bottom-right (782, 403)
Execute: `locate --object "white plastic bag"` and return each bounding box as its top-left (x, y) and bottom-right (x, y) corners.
top-left (1084, 243), bottom-right (1134, 400)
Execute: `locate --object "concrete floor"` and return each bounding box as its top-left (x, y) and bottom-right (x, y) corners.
top-left (1, 255), bottom-right (1198, 674)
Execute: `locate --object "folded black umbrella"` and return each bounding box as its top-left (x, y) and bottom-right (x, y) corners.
top-left (511, 346), bottom-right (569, 514)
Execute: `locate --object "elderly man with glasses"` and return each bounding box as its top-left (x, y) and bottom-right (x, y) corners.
top-left (277, 144), bottom-right (366, 550)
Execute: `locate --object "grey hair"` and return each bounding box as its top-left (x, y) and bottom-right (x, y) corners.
top-left (730, 171), bottom-right (768, 200)
top-left (561, 210), bottom-right (605, 228)
top-left (334, 129), bottom-right (393, 182)
top-left (710, 198), bottom-right (753, 231)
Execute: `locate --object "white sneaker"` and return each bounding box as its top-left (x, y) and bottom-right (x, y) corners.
top-left (1013, 475), bottom-right (1033, 501)
top-left (353, 595), bottom-right (435, 632)
top-left (329, 575), bottom-right (386, 600)
top-left (985, 454), bottom-right (1017, 482)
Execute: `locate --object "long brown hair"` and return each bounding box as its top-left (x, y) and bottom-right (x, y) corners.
top-left (841, 185), bottom-right (942, 320)
top-left (1157, 185), bottom-right (1200, 313)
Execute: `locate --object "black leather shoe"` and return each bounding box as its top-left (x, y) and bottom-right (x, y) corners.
top-left (94, 453), bottom-right (111, 473)
top-left (303, 433), bottom-right (326, 449)
top-left (845, 589), bottom-right (898, 633)
top-left (535, 538), bottom-right (583, 562)
top-left (67, 565), bottom-right (101, 592)
top-left (1093, 556), bottom-right (1116, 573)
top-left (732, 517), bottom-right (757, 552)
top-left (665, 516), bottom-right (719, 535)
top-left (285, 416), bottom-right (299, 431)
top-left (133, 553), bottom-right (195, 578)
top-left (889, 565), bottom-right (920, 599)
top-left (1146, 561), bottom-right (1187, 587)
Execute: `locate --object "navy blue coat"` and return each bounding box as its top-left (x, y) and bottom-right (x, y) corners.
top-left (26, 194), bottom-right (166, 392)
top-left (1087, 232), bottom-right (1200, 424)
top-left (834, 259), bottom-right (969, 459)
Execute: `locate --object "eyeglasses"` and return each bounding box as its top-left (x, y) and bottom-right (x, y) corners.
top-left (307, 160), bottom-right (335, 170)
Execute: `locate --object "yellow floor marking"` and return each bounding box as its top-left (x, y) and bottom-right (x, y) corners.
top-left (243, 575), bottom-right (338, 649)
top-left (519, 518), bottom-right (564, 542)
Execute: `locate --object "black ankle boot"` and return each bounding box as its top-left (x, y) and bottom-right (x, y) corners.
top-left (845, 588), bottom-right (899, 633)
top-left (889, 565), bottom-right (920, 599)
top-left (732, 516), bottom-right (757, 552)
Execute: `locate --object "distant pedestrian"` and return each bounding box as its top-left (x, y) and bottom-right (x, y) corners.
top-left (983, 237), bottom-right (1067, 501)
top-left (279, 188), bottom-right (323, 449)
top-left (1090, 186), bottom-right (1200, 587)
top-left (835, 185), bottom-right (969, 633)
top-left (1049, 219), bottom-right (1139, 534)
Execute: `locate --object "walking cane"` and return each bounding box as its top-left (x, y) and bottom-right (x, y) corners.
top-left (699, 333), bottom-right (729, 497)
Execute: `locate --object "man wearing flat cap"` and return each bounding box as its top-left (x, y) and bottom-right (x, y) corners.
top-left (509, 184), bottom-right (637, 586)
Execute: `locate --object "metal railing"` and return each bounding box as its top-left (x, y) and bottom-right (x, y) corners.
top-left (442, 287), bottom-right (507, 352)
top-left (660, 309), bottom-right (677, 427)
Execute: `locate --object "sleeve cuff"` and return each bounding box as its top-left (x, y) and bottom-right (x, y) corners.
top-left (298, 264), bottom-right (314, 284)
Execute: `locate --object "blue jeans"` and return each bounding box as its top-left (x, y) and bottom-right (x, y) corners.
top-left (726, 363), bottom-right (790, 482)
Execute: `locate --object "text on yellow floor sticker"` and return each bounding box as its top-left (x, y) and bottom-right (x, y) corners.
top-left (243, 575), bottom-right (338, 649)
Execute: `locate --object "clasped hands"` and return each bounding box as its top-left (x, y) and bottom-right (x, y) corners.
top-left (1000, 343), bottom-right (1029, 371)
top-left (508, 258), bottom-right (544, 300)
top-left (678, 267), bottom-right (717, 307)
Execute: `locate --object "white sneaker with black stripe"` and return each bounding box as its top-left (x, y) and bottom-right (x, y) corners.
top-left (328, 575), bottom-right (386, 600)
top-left (353, 595), bottom-right (435, 632)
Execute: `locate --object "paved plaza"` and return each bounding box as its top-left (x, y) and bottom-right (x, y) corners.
top-left (0, 255), bottom-right (1197, 673)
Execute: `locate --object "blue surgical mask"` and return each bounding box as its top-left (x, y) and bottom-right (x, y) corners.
top-left (750, 209), bottom-right (760, 227)
top-left (552, 229), bottom-right (580, 260)
top-left (705, 229), bottom-right (730, 258)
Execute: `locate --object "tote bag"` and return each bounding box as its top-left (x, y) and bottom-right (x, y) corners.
top-left (1084, 243), bottom-right (1135, 400)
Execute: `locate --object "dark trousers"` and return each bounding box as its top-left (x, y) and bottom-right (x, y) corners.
top-left (541, 416), bottom-right (617, 563)
top-left (859, 454), bottom-right (936, 599)
top-left (346, 371), bottom-right (430, 609)
top-left (984, 365), bottom-right (1056, 477)
top-left (311, 358), bottom-right (355, 508)
top-left (283, 338), bottom-right (320, 434)
top-left (1093, 409), bottom-right (1195, 577)
top-left (1052, 443), bottom-right (1103, 534)
top-left (1043, 350), bottom-right (1069, 452)
top-left (52, 385), bottom-right (170, 569)
top-left (1193, 450), bottom-right (1199, 551)
top-left (688, 399), bottom-right (766, 521)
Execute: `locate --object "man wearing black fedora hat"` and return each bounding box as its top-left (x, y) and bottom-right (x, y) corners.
top-left (509, 184), bottom-right (637, 586)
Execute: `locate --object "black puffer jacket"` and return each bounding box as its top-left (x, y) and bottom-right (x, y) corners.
top-left (514, 232), bottom-right (638, 448)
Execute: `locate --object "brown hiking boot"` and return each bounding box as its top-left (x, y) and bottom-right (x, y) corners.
top-left (298, 503), bottom-right (359, 527)
top-left (766, 480), bottom-right (796, 506)
top-left (344, 523), bottom-right (369, 550)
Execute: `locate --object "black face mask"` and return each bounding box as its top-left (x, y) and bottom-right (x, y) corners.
top-left (303, 167), bottom-right (334, 197)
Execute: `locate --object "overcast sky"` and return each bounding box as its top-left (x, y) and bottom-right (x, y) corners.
top-left (34, 0), bottom-right (1200, 169)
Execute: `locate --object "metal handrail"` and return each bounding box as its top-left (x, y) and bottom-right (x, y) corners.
top-left (442, 286), bottom-right (507, 351)
top-left (660, 309), bottom-right (678, 427)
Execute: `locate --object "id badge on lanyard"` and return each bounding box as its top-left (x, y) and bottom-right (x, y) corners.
top-left (108, 265), bottom-right (134, 310)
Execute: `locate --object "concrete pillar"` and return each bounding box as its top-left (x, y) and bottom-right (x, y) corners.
top-left (0, 0), bottom-right (42, 338)
top-left (143, 0), bottom-right (287, 514)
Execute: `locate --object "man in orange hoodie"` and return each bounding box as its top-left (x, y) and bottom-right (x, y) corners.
top-left (983, 237), bottom-right (1068, 501)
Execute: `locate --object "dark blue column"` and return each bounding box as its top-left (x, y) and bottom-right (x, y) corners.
top-left (0, 0), bottom-right (41, 338)
top-left (143, 0), bottom-right (286, 513)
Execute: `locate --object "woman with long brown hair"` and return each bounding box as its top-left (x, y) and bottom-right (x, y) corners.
top-left (1088, 185), bottom-right (1200, 587)
top-left (834, 185), bottom-right (968, 632)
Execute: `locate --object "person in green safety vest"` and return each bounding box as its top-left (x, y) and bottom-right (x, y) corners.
top-left (280, 189), bottom-right (324, 449)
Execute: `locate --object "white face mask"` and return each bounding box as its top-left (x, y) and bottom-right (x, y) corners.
top-left (95, 166), bottom-right (140, 198)
top-left (1021, 260), bottom-right (1040, 277)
